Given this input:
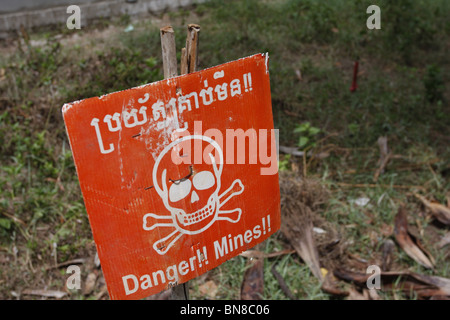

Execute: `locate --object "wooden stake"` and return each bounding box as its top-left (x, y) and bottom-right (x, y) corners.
top-left (159, 24), bottom-right (201, 300)
top-left (160, 25), bottom-right (187, 300)
top-left (160, 26), bottom-right (178, 79)
top-left (185, 24), bottom-right (200, 73)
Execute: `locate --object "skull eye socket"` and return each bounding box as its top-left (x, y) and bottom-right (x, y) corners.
top-left (169, 179), bottom-right (192, 202)
top-left (193, 171), bottom-right (215, 190)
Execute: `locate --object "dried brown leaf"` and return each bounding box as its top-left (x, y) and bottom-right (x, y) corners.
top-left (280, 203), bottom-right (323, 280)
top-left (394, 206), bottom-right (435, 269)
top-left (438, 232), bottom-right (450, 249)
top-left (414, 193), bottom-right (450, 225)
top-left (240, 258), bottom-right (264, 300)
top-left (334, 268), bottom-right (450, 299)
top-left (321, 270), bottom-right (349, 297)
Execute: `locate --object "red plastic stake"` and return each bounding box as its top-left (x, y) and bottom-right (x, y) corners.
top-left (350, 60), bottom-right (359, 92)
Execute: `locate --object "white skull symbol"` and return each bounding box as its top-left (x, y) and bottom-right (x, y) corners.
top-left (153, 135), bottom-right (223, 235)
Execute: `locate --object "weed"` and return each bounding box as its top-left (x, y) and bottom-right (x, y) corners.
top-left (293, 122), bottom-right (321, 150)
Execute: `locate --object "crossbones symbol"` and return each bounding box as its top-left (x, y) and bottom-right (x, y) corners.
top-left (143, 135), bottom-right (244, 255)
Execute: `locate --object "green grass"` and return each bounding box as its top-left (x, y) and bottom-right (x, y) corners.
top-left (0, 0), bottom-right (449, 299)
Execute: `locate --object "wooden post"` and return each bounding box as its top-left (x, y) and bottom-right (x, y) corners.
top-left (180, 24), bottom-right (200, 75)
top-left (185, 24), bottom-right (200, 73)
top-left (160, 26), bottom-right (178, 79)
top-left (159, 23), bottom-right (200, 300)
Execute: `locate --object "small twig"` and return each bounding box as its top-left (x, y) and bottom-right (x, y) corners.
top-left (334, 182), bottom-right (426, 190)
top-left (373, 136), bottom-right (391, 182)
top-left (373, 152), bottom-right (392, 182)
top-left (271, 264), bottom-right (297, 300)
top-left (1, 210), bottom-right (26, 227)
top-left (44, 258), bottom-right (86, 270)
top-left (283, 110), bottom-right (301, 118)
top-left (314, 132), bottom-right (339, 146)
top-left (279, 145), bottom-right (305, 157)
top-left (427, 162), bottom-right (441, 188)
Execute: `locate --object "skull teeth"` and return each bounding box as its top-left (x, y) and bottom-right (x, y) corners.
top-left (181, 202), bottom-right (215, 226)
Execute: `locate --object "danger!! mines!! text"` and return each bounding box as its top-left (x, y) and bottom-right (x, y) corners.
top-left (121, 214), bottom-right (271, 296)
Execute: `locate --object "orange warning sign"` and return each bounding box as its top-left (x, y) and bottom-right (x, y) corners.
top-left (62, 53), bottom-right (280, 300)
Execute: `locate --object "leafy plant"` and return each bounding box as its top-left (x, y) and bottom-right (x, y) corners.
top-left (278, 154), bottom-right (292, 172)
top-left (293, 122), bottom-right (321, 150)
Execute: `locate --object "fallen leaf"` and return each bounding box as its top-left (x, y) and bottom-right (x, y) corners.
top-left (240, 258), bottom-right (264, 300)
top-left (280, 202), bottom-right (323, 281)
top-left (438, 232), bottom-right (450, 248)
top-left (409, 273), bottom-right (450, 297)
top-left (414, 193), bottom-right (450, 225)
top-left (394, 206), bottom-right (435, 269)
top-left (334, 268), bottom-right (450, 299)
top-left (22, 289), bottom-right (67, 299)
top-left (321, 270), bottom-right (349, 297)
